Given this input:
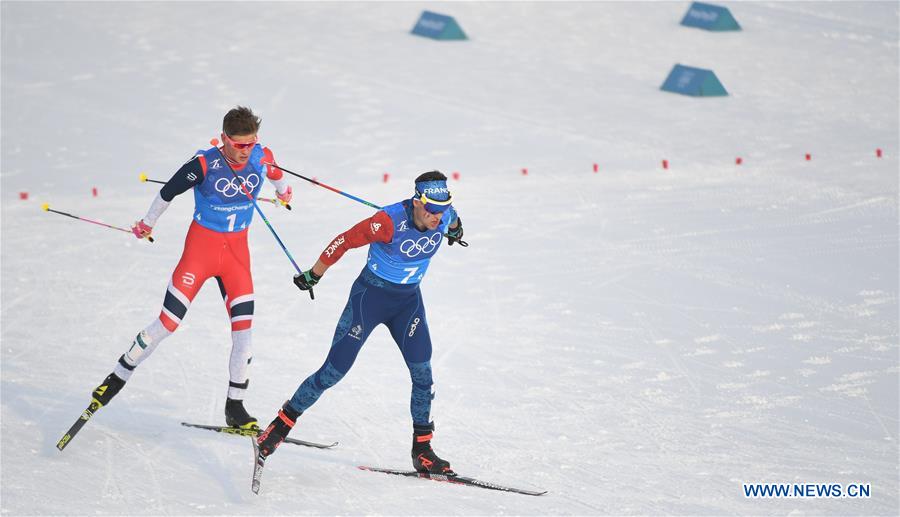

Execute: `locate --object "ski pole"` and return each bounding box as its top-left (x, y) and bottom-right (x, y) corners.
top-left (217, 150), bottom-right (313, 300)
top-left (42, 203), bottom-right (154, 243)
top-left (265, 163), bottom-right (468, 246)
top-left (138, 172), bottom-right (166, 185)
top-left (138, 172), bottom-right (290, 210)
top-left (264, 163), bottom-right (383, 210)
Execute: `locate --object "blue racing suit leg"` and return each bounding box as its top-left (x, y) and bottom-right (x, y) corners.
top-left (387, 286), bottom-right (435, 426)
top-left (288, 276), bottom-right (380, 413)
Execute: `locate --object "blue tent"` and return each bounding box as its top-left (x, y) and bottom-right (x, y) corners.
top-left (680, 2), bottom-right (742, 31)
top-left (411, 11), bottom-right (467, 40)
top-left (660, 64), bottom-right (728, 97)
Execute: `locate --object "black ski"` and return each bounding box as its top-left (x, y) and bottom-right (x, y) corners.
top-left (57, 400), bottom-right (102, 451)
top-left (180, 422), bottom-right (338, 449)
top-left (357, 466), bottom-right (547, 496)
top-left (251, 438), bottom-right (266, 494)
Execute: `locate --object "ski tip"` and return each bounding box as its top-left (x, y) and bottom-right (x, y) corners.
top-left (138, 172), bottom-right (148, 182)
top-left (251, 450), bottom-right (266, 495)
top-left (41, 203), bottom-right (50, 211)
top-left (56, 436), bottom-right (71, 451)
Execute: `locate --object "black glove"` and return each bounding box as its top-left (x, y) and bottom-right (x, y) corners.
top-left (447, 217), bottom-right (465, 246)
top-left (293, 269), bottom-right (321, 298)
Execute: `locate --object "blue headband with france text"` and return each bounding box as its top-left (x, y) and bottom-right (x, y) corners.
top-left (414, 179), bottom-right (453, 214)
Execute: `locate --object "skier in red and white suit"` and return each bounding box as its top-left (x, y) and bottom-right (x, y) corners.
top-left (87, 106), bottom-right (292, 429)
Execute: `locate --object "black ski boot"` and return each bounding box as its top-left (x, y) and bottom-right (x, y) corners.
top-left (225, 398), bottom-right (258, 429)
top-left (411, 422), bottom-right (454, 475)
top-left (91, 373), bottom-right (126, 408)
top-left (256, 401), bottom-right (301, 457)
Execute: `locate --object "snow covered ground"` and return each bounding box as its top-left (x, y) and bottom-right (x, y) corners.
top-left (2, 1), bottom-right (898, 515)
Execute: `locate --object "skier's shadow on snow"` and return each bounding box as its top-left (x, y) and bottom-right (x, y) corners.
top-left (27, 386), bottom-right (254, 502)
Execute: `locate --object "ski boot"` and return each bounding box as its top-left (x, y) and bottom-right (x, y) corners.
top-left (91, 373), bottom-right (126, 408)
top-left (225, 398), bottom-right (258, 429)
top-left (256, 401), bottom-right (301, 457)
top-left (412, 422), bottom-right (454, 475)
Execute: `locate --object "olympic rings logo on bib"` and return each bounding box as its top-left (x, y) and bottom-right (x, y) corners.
top-left (399, 233), bottom-right (442, 257)
top-left (214, 174), bottom-right (260, 198)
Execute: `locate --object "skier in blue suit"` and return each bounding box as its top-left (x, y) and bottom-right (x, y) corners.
top-left (257, 171), bottom-right (465, 474)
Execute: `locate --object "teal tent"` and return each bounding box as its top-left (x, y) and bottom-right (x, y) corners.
top-left (681, 2), bottom-right (742, 31)
top-left (660, 64), bottom-right (728, 97)
top-left (411, 11), bottom-right (467, 40)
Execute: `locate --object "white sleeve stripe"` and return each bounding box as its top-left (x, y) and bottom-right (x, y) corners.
top-left (143, 193), bottom-right (170, 227)
top-left (269, 176), bottom-right (289, 195)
